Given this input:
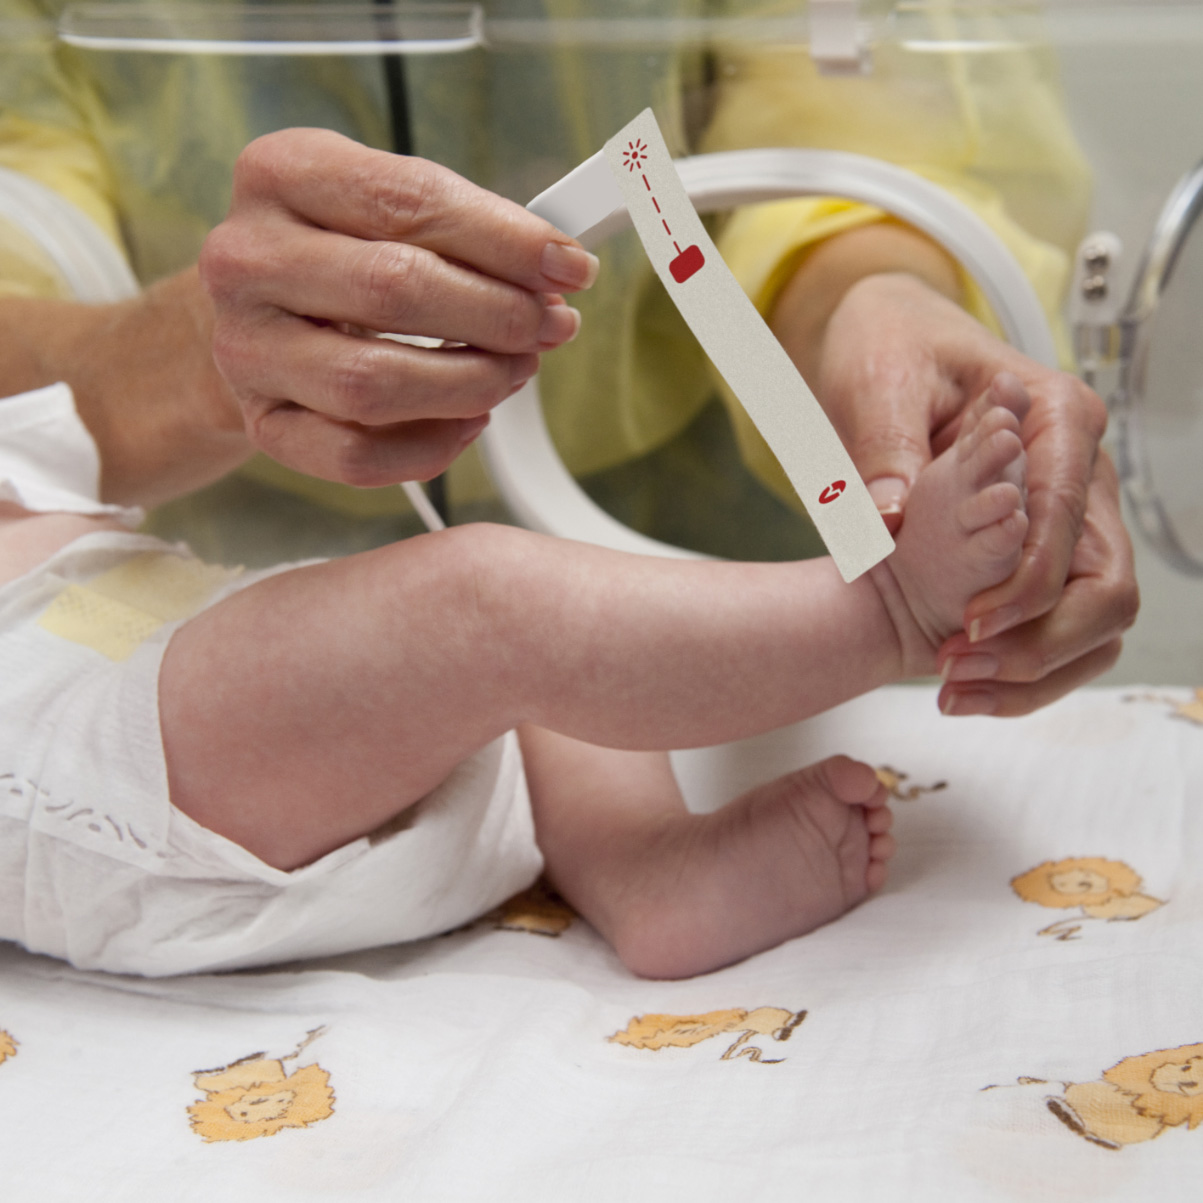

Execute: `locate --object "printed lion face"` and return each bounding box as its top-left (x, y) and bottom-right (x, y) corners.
top-left (1011, 857), bottom-right (1141, 909)
top-left (1104, 1044), bottom-right (1203, 1130)
top-left (0, 1029), bottom-right (15, 1065)
top-left (188, 1063), bottom-right (334, 1142)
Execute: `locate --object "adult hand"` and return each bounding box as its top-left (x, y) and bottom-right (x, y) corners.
top-left (199, 128), bottom-right (599, 485)
top-left (776, 249), bottom-right (1138, 716)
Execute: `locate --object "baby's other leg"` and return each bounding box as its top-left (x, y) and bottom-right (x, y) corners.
top-left (875, 373), bottom-right (1030, 659)
top-left (520, 726), bottom-right (894, 979)
top-left (159, 531), bottom-right (528, 872)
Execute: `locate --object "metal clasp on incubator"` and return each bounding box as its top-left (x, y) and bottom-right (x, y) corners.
top-left (1075, 163), bottom-right (1203, 576)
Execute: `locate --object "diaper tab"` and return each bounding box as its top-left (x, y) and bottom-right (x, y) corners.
top-left (38, 551), bottom-right (241, 661)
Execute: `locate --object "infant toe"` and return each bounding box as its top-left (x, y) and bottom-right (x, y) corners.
top-left (958, 480), bottom-right (1024, 534)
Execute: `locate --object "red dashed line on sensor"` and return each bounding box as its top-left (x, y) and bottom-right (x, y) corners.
top-left (617, 122), bottom-right (849, 518)
top-left (622, 139), bottom-right (705, 283)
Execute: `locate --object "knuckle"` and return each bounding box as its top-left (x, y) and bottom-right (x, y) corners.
top-left (232, 132), bottom-right (290, 200)
top-left (200, 222), bottom-right (284, 309)
top-left (330, 427), bottom-right (389, 487)
top-left (370, 157), bottom-right (443, 237)
top-left (208, 300), bottom-right (286, 384)
top-left (497, 295), bottom-right (540, 351)
top-left (1018, 540), bottom-right (1065, 604)
top-left (197, 225), bottom-right (250, 300)
top-left (243, 397), bottom-right (290, 450)
top-left (208, 319), bottom-right (242, 376)
top-left (1039, 473), bottom-right (1092, 539)
top-left (1041, 372), bottom-right (1109, 441)
top-left (358, 242), bottom-right (423, 327)
top-left (328, 339), bottom-right (389, 422)
top-left (852, 421), bottom-right (928, 468)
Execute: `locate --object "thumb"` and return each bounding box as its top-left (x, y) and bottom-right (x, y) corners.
top-left (848, 420), bottom-right (933, 535)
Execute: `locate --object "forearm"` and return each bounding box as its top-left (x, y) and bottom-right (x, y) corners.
top-left (769, 222), bottom-right (963, 387)
top-left (0, 267), bottom-right (251, 507)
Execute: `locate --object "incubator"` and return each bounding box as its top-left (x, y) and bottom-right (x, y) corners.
top-left (2, 1), bottom-right (1202, 675)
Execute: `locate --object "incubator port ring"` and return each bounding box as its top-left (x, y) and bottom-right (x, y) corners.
top-left (0, 166), bottom-right (138, 304)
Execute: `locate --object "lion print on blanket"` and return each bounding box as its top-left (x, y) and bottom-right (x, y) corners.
top-left (1042, 1044), bottom-right (1203, 1149)
top-left (609, 1008), bottom-right (806, 1062)
top-left (873, 765), bottom-right (947, 802)
top-left (188, 1028), bottom-right (334, 1143)
top-left (0, 1028), bottom-right (15, 1065)
top-left (1124, 687), bottom-right (1203, 726)
top-left (1010, 856), bottom-right (1163, 940)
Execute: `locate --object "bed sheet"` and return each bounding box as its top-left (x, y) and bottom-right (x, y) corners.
top-left (2, 684), bottom-right (1202, 1201)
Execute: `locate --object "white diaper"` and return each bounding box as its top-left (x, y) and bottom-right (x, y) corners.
top-left (0, 385), bottom-right (543, 976)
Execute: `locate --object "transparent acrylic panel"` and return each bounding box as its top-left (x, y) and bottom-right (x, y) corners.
top-left (35, 2), bottom-right (1203, 568)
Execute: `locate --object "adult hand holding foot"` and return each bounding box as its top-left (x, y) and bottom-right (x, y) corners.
top-left (199, 128), bottom-right (599, 487)
top-left (770, 224), bottom-right (1139, 717)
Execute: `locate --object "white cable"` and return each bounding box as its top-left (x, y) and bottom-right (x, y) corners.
top-left (400, 481), bottom-right (446, 532)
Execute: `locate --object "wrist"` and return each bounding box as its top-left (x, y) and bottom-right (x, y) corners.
top-left (770, 224), bottom-right (964, 386)
top-left (0, 270), bottom-right (251, 506)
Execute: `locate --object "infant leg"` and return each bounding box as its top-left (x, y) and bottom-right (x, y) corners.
top-left (521, 726), bottom-right (894, 978)
top-left (161, 524), bottom-right (897, 872)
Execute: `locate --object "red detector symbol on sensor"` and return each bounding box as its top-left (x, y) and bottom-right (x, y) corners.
top-left (818, 480), bottom-right (846, 505)
top-left (670, 244), bottom-right (705, 283)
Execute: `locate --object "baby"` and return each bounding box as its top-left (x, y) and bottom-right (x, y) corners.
top-left (0, 375), bottom-right (1027, 979)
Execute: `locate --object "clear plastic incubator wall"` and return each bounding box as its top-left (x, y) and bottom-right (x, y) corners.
top-left (9, 0), bottom-right (1203, 683)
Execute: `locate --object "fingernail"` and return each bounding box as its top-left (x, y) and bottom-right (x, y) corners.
top-left (538, 303), bottom-right (580, 347)
top-left (941, 690), bottom-right (997, 717)
top-left (940, 653), bottom-right (999, 683)
top-left (867, 476), bottom-right (907, 516)
top-left (541, 242), bottom-right (600, 290)
top-left (968, 604), bottom-right (1023, 644)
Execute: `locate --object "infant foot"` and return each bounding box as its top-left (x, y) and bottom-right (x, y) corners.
top-left (609, 755), bottom-right (894, 979)
top-left (880, 374), bottom-right (1030, 657)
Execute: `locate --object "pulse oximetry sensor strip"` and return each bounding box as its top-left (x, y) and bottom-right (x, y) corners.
top-left (527, 108), bottom-right (894, 583)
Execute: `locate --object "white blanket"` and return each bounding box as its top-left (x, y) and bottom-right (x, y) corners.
top-left (2, 684), bottom-right (1201, 1200)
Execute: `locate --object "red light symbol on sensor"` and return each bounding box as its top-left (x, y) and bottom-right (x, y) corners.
top-left (818, 480), bottom-right (846, 505)
top-left (622, 139), bottom-right (649, 173)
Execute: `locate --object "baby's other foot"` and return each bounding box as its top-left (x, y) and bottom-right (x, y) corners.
top-left (877, 373), bottom-right (1030, 662)
top-left (609, 756), bottom-right (894, 979)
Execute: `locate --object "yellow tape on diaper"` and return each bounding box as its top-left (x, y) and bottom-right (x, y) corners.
top-left (38, 552), bottom-right (240, 661)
